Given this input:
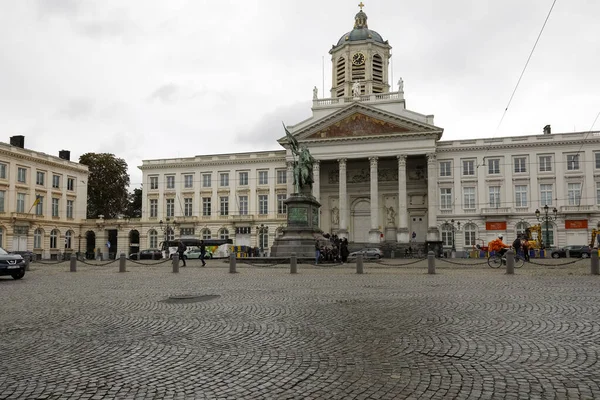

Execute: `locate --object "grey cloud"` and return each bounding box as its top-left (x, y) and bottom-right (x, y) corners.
top-left (75, 18), bottom-right (130, 39)
top-left (149, 83), bottom-right (179, 104)
top-left (59, 98), bottom-right (95, 119)
top-left (36, 0), bottom-right (81, 17)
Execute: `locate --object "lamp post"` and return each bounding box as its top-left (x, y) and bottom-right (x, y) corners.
top-left (535, 204), bottom-right (558, 250)
top-left (159, 218), bottom-right (176, 255)
top-left (257, 224), bottom-right (266, 257)
top-left (450, 219), bottom-right (461, 253)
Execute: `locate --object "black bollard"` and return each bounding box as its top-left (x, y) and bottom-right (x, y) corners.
top-left (290, 253), bottom-right (297, 274)
top-left (229, 253), bottom-right (237, 273)
top-left (591, 250), bottom-right (599, 275)
top-left (24, 254), bottom-right (31, 271)
top-left (119, 253), bottom-right (126, 273)
top-left (356, 254), bottom-right (364, 274)
top-left (505, 249), bottom-right (515, 275)
top-left (427, 251), bottom-right (435, 274)
top-left (172, 253), bottom-right (179, 273)
top-left (70, 253), bottom-right (77, 272)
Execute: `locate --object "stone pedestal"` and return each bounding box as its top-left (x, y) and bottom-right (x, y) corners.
top-left (397, 227), bottom-right (409, 243)
top-left (270, 193), bottom-right (322, 258)
top-left (427, 227), bottom-right (439, 242)
top-left (385, 227), bottom-right (397, 242)
top-left (368, 229), bottom-right (381, 244)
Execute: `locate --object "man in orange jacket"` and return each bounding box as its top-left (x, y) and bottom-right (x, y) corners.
top-left (488, 235), bottom-right (510, 257)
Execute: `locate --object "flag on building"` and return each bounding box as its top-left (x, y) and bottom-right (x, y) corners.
top-left (32, 195), bottom-right (41, 207)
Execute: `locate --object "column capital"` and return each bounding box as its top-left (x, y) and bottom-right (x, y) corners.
top-left (286, 161), bottom-right (294, 170)
top-left (397, 154), bottom-right (407, 167)
top-left (426, 153), bottom-right (437, 164)
top-left (338, 158), bottom-right (347, 170)
top-left (369, 156), bottom-right (378, 167)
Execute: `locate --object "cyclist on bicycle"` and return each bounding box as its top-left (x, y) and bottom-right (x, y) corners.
top-left (488, 235), bottom-right (510, 257)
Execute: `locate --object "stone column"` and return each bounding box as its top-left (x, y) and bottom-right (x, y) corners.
top-left (312, 160), bottom-right (320, 203)
top-left (286, 161), bottom-right (294, 195)
top-left (338, 158), bottom-right (348, 239)
top-left (369, 156), bottom-right (381, 243)
top-left (397, 154), bottom-right (409, 243)
top-left (426, 153), bottom-right (439, 241)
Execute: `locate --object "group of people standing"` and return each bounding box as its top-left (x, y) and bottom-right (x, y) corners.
top-left (315, 234), bottom-right (350, 264)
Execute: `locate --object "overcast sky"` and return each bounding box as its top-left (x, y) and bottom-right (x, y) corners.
top-left (1, 0), bottom-right (599, 188)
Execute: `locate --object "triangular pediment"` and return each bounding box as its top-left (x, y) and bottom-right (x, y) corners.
top-left (305, 112), bottom-right (412, 139)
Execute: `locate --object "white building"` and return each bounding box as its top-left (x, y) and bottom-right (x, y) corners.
top-left (135, 6), bottom-right (600, 254)
top-left (0, 136), bottom-right (89, 259)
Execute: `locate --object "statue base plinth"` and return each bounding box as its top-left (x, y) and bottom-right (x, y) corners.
top-left (270, 193), bottom-right (322, 258)
top-left (397, 227), bottom-right (409, 243)
top-left (427, 227), bottom-right (440, 241)
top-left (385, 227), bottom-right (397, 242)
top-left (368, 229), bottom-right (382, 244)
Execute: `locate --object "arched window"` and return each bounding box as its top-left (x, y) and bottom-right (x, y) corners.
top-left (201, 228), bottom-right (211, 240)
top-left (219, 228), bottom-right (229, 240)
top-left (65, 230), bottom-right (73, 249)
top-left (541, 222), bottom-right (555, 247)
top-left (34, 229), bottom-right (43, 249)
top-left (516, 221), bottom-right (529, 237)
top-left (463, 223), bottom-right (477, 247)
top-left (50, 229), bottom-right (59, 249)
top-left (336, 57), bottom-right (345, 97)
top-left (148, 229), bottom-right (158, 249)
top-left (441, 223), bottom-right (453, 247)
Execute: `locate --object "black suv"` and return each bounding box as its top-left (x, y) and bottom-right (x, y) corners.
top-left (0, 246), bottom-right (26, 280)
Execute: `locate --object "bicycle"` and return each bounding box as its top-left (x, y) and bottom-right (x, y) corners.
top-left (487, 249), bottom-right (525, 269)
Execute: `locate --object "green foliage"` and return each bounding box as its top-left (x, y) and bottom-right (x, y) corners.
top-left (79, 153), bottom-right (130, 219)
top-left (126, 188), bottom-right (142, 218)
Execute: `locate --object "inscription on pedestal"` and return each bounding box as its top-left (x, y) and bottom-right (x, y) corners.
top-left (289, 208), bottom-right (308, 225)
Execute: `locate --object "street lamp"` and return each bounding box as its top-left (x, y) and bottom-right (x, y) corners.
top-left (535, 204), bottom-right (558, 250)
top-left (450, 219), bottom-right (461, 253)
top-left (159, 218), bottom-right (177, 251)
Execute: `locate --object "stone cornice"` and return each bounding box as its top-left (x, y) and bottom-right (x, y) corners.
top-left (436, 138), bottom-right (597, 153)
top-left (0, 148), bottom-right (89, 174)
top-left (139, 156), bottom-right (287, 171)
top-left (301, 131), bottom-right (441, 146)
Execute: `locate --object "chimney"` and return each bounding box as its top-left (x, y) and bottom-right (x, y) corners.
top-left (58, 150), bottom-right (71, 161)
top-left (543, 125), bottom-right (551, 135)
top-left (9, 135), bottom-right (25, 148)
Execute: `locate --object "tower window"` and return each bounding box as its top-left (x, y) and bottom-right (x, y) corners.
top-left (372, 53), bottom-right (383, 93)
top-left (336, 57), bottom-right (345, 97)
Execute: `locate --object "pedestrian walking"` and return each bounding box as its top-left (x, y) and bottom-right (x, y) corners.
top-left (177, 241), bottom-right (187, 267)
top-left (315, 240), bottom-right (321, 265)
top-left (341, 238), bottom-right (349, 264)
top-left (199, 240), bottom-right (207, 267)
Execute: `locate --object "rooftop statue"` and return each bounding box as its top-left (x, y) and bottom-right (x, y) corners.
top-left (283, 122), bottom-right (315, 194)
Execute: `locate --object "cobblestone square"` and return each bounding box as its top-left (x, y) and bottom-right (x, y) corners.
top-left (1, 259), bottom-right (600, 399)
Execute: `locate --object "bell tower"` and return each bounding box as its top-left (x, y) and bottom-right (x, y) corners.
top-left (329, 3), bottom-right (392, 98)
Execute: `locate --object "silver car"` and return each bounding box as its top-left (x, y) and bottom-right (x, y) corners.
top-left (349, 248), bottom-right (383, 260)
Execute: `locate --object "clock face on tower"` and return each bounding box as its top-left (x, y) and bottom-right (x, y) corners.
top-left (352, 52), bottom-right (365, 66)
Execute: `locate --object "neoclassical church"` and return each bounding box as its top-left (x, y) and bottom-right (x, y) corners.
top-left (2, 5), bottom-right (598, 259)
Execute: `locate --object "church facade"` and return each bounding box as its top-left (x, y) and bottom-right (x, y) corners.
top-left (134, 6), bottom-right (600, 256)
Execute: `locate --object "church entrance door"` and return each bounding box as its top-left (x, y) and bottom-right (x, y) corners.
top-left (351, 199), bottom-right (370, 243)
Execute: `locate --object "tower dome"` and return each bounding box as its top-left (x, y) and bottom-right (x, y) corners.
top-left (335, 7), bottom-right (386, 48)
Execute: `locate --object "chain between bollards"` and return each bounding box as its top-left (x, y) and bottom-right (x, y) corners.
top-left (172, 253), bottom-right (179, 273)
top-left (505, 249), bottom-right (515, 275)
top-left (356, 254), bottom-right (364, 274)
top-left (427, 251), bottom-right (435, 274)
top-left (592, 250), bottom-right (599, 275)
top-left (290, 253), bottom-right (297, 274)
top-left (119, 253), bottom-right (126, 273)
top-left (229, 253), bottom-right (237, 273)
top-left (70, 253), bottom-right (77, 272)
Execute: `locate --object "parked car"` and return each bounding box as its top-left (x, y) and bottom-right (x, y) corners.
top-left (9, 250), bottom-right (36, 262)
top-left (0, 246), bottom-right (26, 280)
top-left (349, 248), bottom-right (383, 260)
top-left (129, 249), bottom-right (163, 260)
top-left (551, 245), bottom-right (592, 259)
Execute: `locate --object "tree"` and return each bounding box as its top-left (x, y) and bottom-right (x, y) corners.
top-left (79, 153), bottom-right (130, 219)
top-left (125, 188), bottom-right (142, 218)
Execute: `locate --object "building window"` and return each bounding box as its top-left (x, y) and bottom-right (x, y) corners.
top-left (258, 170), bottom-right (268, 185)
top-left (597, 182), bottom-right (600, 205)
top-left (441, 224), bottom-right (453, 247)
top-left (52, 198), bottom-right (59, 217)
top-left (180, 174), bottom-right (191, 188)
top-left (184, 198), bottom-right (193, 216)
top-left (0, 190), bottom-right (4, 212)
top-left (514, 157), bottom-right (527, 173)
top-left (489, 186), bottom-right (501, 208)
top-left (439, 161), bottom-right (451, 177)
top-left (220, 196), bottom-right (229, 216)
top-left (277, 170), bottom-right (287, 184)
top-left (515, 185), bottom-right (528, 207)
top-left (150, 176), bottom-right (159, 190)
top-left (66, 200), bottom-right (74, 218)
top-left (463, 187), bottom-right (475, 209)
top-left (36, 171), bottom-right (45, 186)
top-left (239, 195), bottom-right (248, 215)
top-left (258, 227), bottom-right (268, 250)
top-left (539, 155), bottom-right (552, 172)
top-left (220, 173), bottom-right (229, 187)
top-left (258, 194), bottom-right (268, 215)
top-left (202, 198), bottom-right (211, 216)
top-left (236, 227), bottom-right (251, 235)
top-left (149, 199), bottom-right (158, 217)
top-left (17, 193), bottom-right (26, 213)
top-left (462, 160), bottom-right (475, 176)
top-left (50, 229), bottom-right (59, 249)
top-left (35, 196), bottom-right (44, 216)
top-left (567, 183), bottom-right (582, 206)
top-left (166, 175), bottom-right (175, 189)
top-left (567, 154), bottom-right (580, 171)
top-left (595, 153), bottom-right (600, 169)
top-left (239, 171), bottom-right (248, 186)
top-left (166, 199), bottom-right (174, 217)
top-left (277, 194), bottom-right (287, 214)
top-left (541, 222), bottom-right (554, 247)
top-left (149, 229), bottom-right (158, 248)
top-left (165, 228), bottom-right (174, 242)
top-left (52, 175), bottom-right (60, 189)
top-left (219, 228), bottom-right (229, 240)
top-left (540, 184), bottom-right (553, 207)
top-left (65, 231), bottom-right (73, 249)
top-left (440, 188), bottom-right (452, 210)
top-left (464, 223), bottom-right (476, 247)
top-left (67, 177), bottom-right (75, 191)
top-left (201, 228), bottom-right (211, 239)
top-left (17, 167), bottom-right (27, 183)
top-left (34, 229), bottom-right (43, 249)
top-left (180, 228), bottom-right (194, 237)
top-left (515, 221), bottom-right (529, 237)
top-left (0, 163), bottom-right (6, 179)
top-left (202, 174), bottom-right (212, 188)
top-left (488, 159), bottom-right (500, 174)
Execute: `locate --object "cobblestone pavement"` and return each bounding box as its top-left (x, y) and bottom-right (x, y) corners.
top-left (1, 259), bottom-right (599, 399)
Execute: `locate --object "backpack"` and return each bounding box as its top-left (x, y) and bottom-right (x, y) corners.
top-left (178, 242), bottom-right (186, 252)
top-left (512, 238), bottom-right (521, 249)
